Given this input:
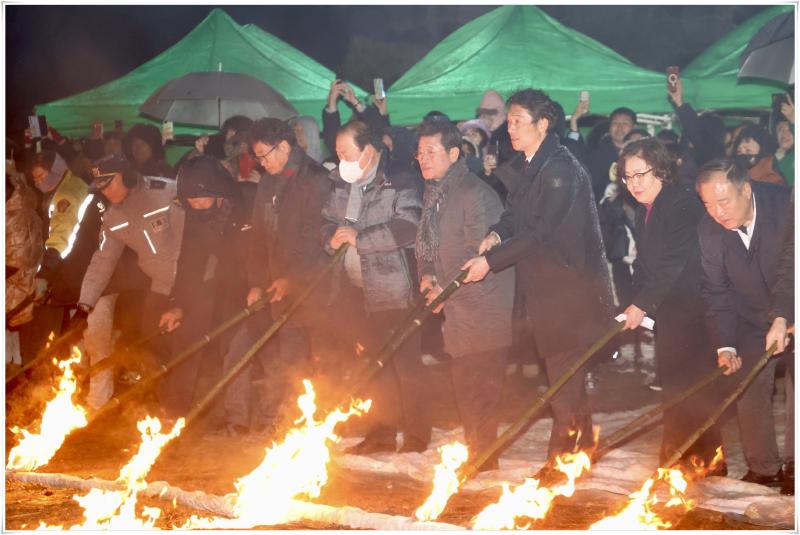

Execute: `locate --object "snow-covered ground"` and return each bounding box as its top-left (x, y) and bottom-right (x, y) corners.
top-left (334, 380), bottom-right (794, 527)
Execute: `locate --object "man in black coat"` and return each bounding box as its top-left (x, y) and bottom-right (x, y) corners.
top-left (158, 156), bottom-right (253, 417)
top-left (463, 89), bottom-right (615, 473)
top-left (224, 118), bottom-right (331, 435)
top-left (697, 158), bottom-right (793, 494)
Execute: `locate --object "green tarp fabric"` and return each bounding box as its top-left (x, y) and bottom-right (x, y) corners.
top-left (386, 5), bottom-right (672, 125)
top-left (35, 8), bottom-right (360, 138)
top-left (683, 4), bottom-right (794, 110)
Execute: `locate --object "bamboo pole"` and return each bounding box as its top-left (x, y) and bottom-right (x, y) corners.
top-left (660, 340), bottom-right (786, 472)
top-left (6, 317), bottom-right (88, 386)
top-left (85, 286), bottom-right (276, 425)
top-left (459, 320), bottom-right (625, 481)
top-left (338, 270), bottom-right (468, 404)
top-left (592, 366), bottom-right (728, 461)
top-left (176, 244), bottom-right (349, 428)
top-left (79, 327), bottom-right (168, 380)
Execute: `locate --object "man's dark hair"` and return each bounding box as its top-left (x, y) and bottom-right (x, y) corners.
top-left (249, 118), bottom-right (295, 148)
top-left (506, 89), bottom-right (559, 132)
top-left (338, 120), bottom-right (383, 151)
top-left (610, 107), bottom-right (637, 125)
top-left (618, 137), bottom-right (678, 185)
top-left (423, 110), bottom-right (451, 123)
top-left (417, 120), bottom-right (462, 151)
top-left (30, 149), bottom-right (56, 171)
top-left (696, 157), bottom-right (751, 191)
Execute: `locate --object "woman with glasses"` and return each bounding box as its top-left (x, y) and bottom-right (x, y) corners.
top-left (618, 137), bottom-right (725, 475)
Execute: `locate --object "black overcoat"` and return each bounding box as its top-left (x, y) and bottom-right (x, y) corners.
top-left (485, 133), bottom-right (614, 360)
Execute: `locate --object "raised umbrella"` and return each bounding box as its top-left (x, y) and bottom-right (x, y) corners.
top-left (139, 71), bottom-right (298, 128)
top-left (739, 12), bottom-right (794, 85)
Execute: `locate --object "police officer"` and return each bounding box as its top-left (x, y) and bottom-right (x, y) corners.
top-left (75, 154), bottom-right (184, 415)
top-left (23, 150), bottom-right (98, 360)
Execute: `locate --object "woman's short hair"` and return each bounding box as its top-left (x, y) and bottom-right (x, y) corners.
top-left (617, 137), bottom-right (678, 184)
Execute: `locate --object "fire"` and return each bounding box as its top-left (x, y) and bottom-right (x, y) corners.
top-left (588, 467), bottom-right (695, 530)
top-left (687, 446), bottom-right (725, 480)
top-left (471, 451), bottom-right (592, 530)
top-left (180, 379), bottom-right (370, 529)
top-left (414, 441), bottom-right (469, 521)
top-left (7, 350), bottom-right (88, 471)
top-left (38, 416), bottom-right (185, 530)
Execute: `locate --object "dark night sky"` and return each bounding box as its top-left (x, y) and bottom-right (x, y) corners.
top-left (5, 4), bottom-right (767, 137)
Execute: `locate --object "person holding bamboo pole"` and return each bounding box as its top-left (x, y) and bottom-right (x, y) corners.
top-left (218, 118), bottom-right (331, 437)
top-left (321, 119), bottom-right (431, 455)
top-left (461, 89), bottom-right (615, 478)
top-left (697, 158), bottom-right (794, 494)
top-left (415, 119), bottom-right (514, 471)
top-left (617, 138), bottom-right (725, 474)
top-left (156, 156), bottom-right (253, 420)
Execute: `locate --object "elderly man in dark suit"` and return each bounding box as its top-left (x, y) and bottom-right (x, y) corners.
top-left (697, 158), bottom-right (794, 495)
top-left (462, 89), bottom-right (615, 476)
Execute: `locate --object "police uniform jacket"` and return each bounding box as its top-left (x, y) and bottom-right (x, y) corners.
top-left (79, 176), bottom-right (184, 308)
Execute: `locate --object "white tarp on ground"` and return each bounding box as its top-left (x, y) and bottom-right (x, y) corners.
top-left (333, 388), bottom-right (793, 527)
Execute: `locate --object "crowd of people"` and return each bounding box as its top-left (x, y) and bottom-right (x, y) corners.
top-left (5, 76), bottom-right (795, 496)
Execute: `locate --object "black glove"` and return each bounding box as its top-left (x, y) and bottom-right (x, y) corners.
top-left (69, 303), bottom-right (92, 331)
top-left (38, 247), bottom-right (63, 283)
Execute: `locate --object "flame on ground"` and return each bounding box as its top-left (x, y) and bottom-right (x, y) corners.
top-left (687, 446), bottom-right (725, 480)
top-left (7, 350), bottom-right (88, 471)
top-left (471, 451), bottom-right (592, 530)
top-left (414, 441), bottom-right (469, 521)
top-left (179, 379), bottom-right (370, 529)
top-left (588, 467), bottom-right (695, 530)
top-left (38, 416), bottom-right (185, 530)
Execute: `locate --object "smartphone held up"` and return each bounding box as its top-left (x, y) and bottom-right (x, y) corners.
top-left (666, 66), bottom-right (680, 93)
top-left (373, 78), bottom-right (385, 101)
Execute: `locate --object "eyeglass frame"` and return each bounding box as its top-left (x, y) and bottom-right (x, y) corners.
top-left (620, 167), bottom-right (654, 185)
top-left (253, 143), bottom-right (280, 163)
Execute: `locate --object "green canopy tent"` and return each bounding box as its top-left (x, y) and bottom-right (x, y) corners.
top-left (35, 8), bottom-right (361, 139)
top-left (682, 5), bottom-right (794, 111)
top-left (386, 5), bottom-right (671, 125)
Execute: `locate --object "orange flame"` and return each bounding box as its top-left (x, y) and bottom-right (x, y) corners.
top-left (588, 467), bottom-right (695, 530)
top-left (687, 446), bottom-right (725, 480)
top-left (180, 379), bottom-right (370, 529)
top-left (7, 350), bottom-right (88, 471)
top-left (414, 441), bottom-right (469, 521)
top-left (471, 451), bottom-right (592, 530)
top-left (38, 416), bottom-right (185, 530)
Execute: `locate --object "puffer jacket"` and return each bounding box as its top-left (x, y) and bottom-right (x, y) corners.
top-left (321, 152), bottom-right (421, 313)
top-left (6, 173), bottom-right (44, 326)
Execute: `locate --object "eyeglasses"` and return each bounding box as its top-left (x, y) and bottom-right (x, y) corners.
top-left (415, 148), bottom-right (445, 160)
top-left (253, 144), bottom-right (279, 162)
top-left (621, 168), bottom-right (653, 185)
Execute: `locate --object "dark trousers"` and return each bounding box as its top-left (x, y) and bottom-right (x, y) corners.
top-left (222, 316), bottom-right (311, 430)
top-left (450, 348), bottom-right (508, 462)
top-left (655, 319), bottom-right (723, 466)
top-left (542, 350), bottom-right (594, 459)
top-left (358, 307), bottom-right (432, 447)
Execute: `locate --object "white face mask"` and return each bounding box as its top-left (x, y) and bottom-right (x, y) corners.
top-left (339, 158), bottom-right (364, 184)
